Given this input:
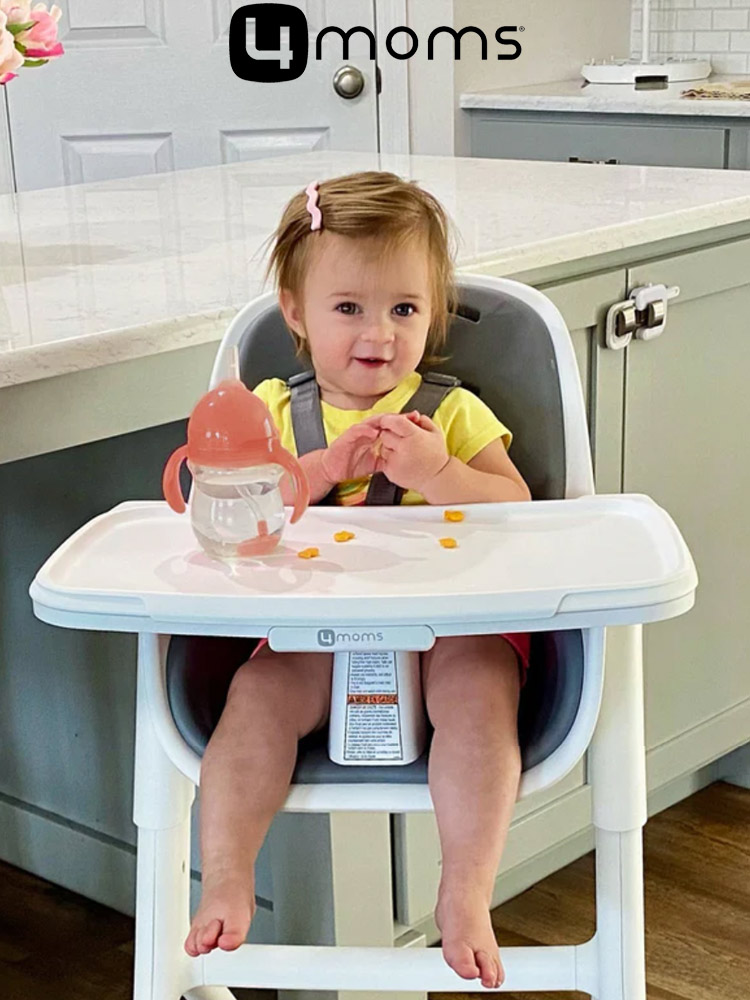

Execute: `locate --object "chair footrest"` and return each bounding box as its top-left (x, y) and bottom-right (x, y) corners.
top-left (192, 940), bottom-right (597, 993)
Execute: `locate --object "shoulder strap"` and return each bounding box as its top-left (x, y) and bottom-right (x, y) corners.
top-left (288, 371), bottom-right (327, 456)
top-left (287, 370), bottom-right (338, 506)
top-left (365, 372), bottom-right (462, 506)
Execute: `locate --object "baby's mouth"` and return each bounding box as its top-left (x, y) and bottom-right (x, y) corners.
top-left (354, 358), bottom-right (390, 368)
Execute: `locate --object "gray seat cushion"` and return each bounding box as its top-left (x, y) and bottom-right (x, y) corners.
top-left (166, 630), bottom-right (584, 780)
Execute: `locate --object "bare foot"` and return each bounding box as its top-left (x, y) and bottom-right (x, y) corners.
top-left (435, 887), bottom-right (504, 989)
top-left (184, 873), bottom-right (255, 957)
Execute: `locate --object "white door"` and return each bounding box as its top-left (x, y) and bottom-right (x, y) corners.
top-left (6, 0), bottom-right (379, 191)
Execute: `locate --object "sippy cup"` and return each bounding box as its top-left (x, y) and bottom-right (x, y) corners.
top-left (162, 375), bottom-right (309, 560)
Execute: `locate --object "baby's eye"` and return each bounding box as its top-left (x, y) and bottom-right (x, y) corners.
top-left (393, 303), bottom-right (416, 317)
top-left (336, 302), bottom-right (359, 315)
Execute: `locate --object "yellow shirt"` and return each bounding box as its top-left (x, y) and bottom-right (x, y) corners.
top-left (254, 371), bottom-right (512, 506)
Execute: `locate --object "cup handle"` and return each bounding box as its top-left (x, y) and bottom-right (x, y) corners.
top-left (163, 445), bottom-right (189, 513)
top-left (275, 447), bottom-right (310, 523)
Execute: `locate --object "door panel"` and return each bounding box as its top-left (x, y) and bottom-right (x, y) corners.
top-left (7, 0), bottom-right (378, 189)
top-left (541, 270), bottom-right (627, 493)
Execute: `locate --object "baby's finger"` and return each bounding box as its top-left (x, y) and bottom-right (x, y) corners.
top-left (377, 430), bottom-right (407, 455)
top-left (378, 413), bottom-right (417, 436)
top-left (356, 415), bottom-right (384, 431)
top-left (343, 422), bottom-right (379, 443)
top-left (409, 411), bottom-right (439, 432)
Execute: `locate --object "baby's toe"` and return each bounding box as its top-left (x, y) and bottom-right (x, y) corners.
top-left (184, 928), bottom-right (199, 958)
top-left (476, 949), bottom-right (503, 989)
top-left (197, 918), bottom-right (223, 953)
top-left (443, 939), bottom-right (481, 980)
top-left (218, 920), bottom-right (247, 951)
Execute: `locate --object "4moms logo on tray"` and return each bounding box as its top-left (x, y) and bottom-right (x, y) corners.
top-left (229, 3), bottom-right (523, 84)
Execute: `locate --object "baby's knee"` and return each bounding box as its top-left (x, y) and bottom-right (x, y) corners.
top-left (227, 650), bottom-right (332, 735)
top-left (227, 653), bottom-right (291, 706)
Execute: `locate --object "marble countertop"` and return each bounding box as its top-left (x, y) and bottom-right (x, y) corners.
top-left (461, 75), bottom-right (750, 116)
top-left (4, 149), bottom-right (750, 388)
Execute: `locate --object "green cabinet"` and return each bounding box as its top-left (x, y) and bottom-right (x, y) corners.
top-left (545, 241), bottom-right (750, 786)
top-left (467, 110), bottom-right (750, 170)
top-left (624, 240), bottom-right (750, 784)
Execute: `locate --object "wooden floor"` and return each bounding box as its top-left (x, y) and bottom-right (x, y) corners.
top-left (1, 781), bottom-right (748, 1000)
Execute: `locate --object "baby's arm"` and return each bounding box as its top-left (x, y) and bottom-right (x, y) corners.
top-left (421, 435), bottom-right (531, 505)
top-left (279, 449), bottom-right (336, 505)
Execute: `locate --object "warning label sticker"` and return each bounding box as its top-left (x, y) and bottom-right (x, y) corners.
top-left (344, 652), bottom-right (403, 761)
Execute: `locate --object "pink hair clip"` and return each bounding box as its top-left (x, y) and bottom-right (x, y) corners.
top-left (305, 180), bottom-right (322, 231)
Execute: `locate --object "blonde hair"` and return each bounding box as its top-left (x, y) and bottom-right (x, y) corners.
top-left (263, 171), bottom-right (459, 366)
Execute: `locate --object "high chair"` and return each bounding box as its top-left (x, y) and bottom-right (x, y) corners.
top-left (30, 274), bottom-right (698, 999)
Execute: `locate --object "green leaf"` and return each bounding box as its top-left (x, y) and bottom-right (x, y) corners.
top-left (22, 58), bottom-right (48, 67)
top-left (7, 20), bottom-right (36, 35)
top-left (14, 40), bottom-right (26, 54)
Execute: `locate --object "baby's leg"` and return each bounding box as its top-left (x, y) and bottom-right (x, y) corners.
top-left (421, 635), bottom-right (522, 990)
top-left (185, 646), bottom-right (333, 957)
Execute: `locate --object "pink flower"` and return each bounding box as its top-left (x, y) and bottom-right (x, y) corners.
top-left (17, 2), bottom-right (63, 60)
top-left (0, 11), bottom-right (24, 82)
top-left (0, 2), bottom-right (32, 25)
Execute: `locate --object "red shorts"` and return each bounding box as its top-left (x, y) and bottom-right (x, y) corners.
top-left (250, 633), bottom-right (531, 686)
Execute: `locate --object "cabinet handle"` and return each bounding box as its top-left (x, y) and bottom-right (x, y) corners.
top-left (569, 157), bottom-right (619, 165)
top-left (631, 284), bottom-right (680, 341)
top-left (604, 284), bottom-right (680, 349)
top-left (605, 300), bottom-right (638, 350)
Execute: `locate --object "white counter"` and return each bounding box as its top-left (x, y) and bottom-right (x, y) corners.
top-left (4, 149), bottom-right (750, 389)
top-left (461, 75), bottom-right (750, 117)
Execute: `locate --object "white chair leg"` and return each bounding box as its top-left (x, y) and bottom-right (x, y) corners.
top-left (133, 633), bottom-right (197, 1000)
top-left (588, 624), bottom-right (648, 1000)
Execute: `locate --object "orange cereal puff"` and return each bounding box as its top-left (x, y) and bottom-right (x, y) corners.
top-left (439, 537), bottom-right (458, 549)
top-left (298, 547), bottom-right (320, 559)
top-left (334, 531), bottom-right (355, 543)
top-left (444, 510), bottom-right (465, 522)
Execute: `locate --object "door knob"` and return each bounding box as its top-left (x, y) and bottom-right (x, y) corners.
top-left (333, 65), bottom-right (365, 99)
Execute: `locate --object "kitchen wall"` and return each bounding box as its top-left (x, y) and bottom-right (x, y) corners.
top-left (449, 0), bottom-right (632, 153)
top-left (630, 0), bottom-right (750, 75)
top-left (453, 0), bottom-right (632, 91)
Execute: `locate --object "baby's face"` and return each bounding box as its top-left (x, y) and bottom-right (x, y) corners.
top-left (280, 232), bottom-right (433, 408)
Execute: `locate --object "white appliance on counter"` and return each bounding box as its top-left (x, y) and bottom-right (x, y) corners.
top-left (582, 0), bottom-right (711, 84)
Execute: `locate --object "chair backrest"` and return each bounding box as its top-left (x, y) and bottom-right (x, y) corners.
top-left (210, 275), bottom-right (594, 501)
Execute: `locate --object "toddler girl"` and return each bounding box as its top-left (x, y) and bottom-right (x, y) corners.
top-left (185, 171), bottom-right (532, 990)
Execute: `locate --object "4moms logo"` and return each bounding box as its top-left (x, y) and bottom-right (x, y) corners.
top-left (230, 3), bottom-right (523, 84)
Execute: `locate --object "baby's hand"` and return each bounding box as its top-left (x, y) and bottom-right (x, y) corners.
top-left (321, 419), bottom-right (383, 485)
top-left (374, 411), bottom-right (449, 492)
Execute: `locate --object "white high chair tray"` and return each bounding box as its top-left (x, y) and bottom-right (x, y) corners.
top-left (30, 494), bottom-right (697, 639)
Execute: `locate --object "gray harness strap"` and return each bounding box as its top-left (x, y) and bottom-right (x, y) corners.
top-left (288, 371), bottom-right (461, 506)
top-left (288, 371), bottom-right (329, 458)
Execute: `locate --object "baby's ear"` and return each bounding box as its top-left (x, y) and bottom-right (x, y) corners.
top-left (279, 288), bottom-right (305, 337)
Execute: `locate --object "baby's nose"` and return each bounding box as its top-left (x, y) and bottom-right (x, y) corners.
top-left (363, 318), bottom-right (395, 342)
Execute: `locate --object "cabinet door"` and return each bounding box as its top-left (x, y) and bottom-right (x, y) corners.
top-left (540, 270), bottom-right (627, 493)
top-left (625, 241), bottom-right (750, 786)
top-left (393, 270), bottom-right (626, 930)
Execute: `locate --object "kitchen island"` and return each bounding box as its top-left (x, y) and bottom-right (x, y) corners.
top-left (2, 151), bottom-right (750, 969)
top-left (461, 75), bottom-right (750, 169)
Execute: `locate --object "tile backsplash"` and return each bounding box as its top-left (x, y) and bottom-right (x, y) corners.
top-left (630, 0), bottom-right (750, 74)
